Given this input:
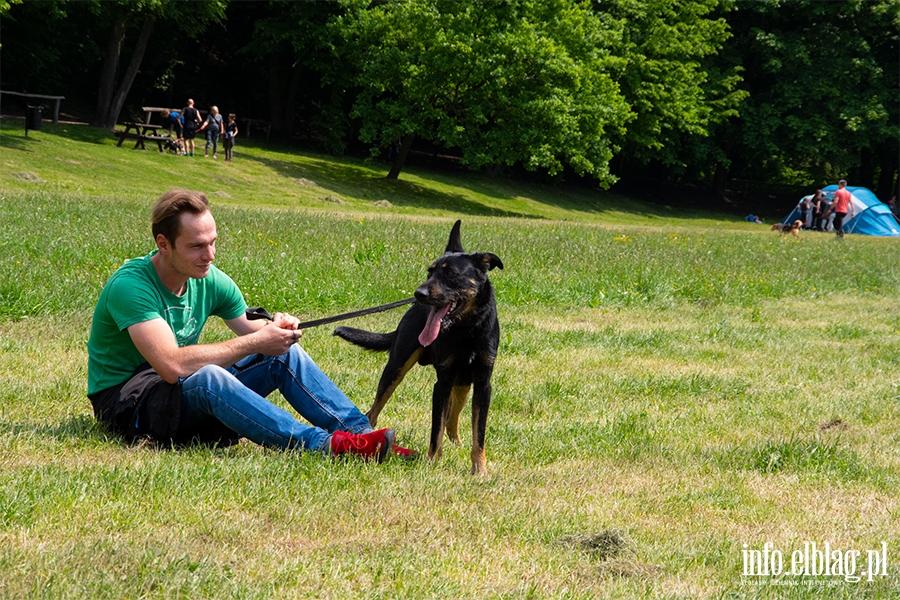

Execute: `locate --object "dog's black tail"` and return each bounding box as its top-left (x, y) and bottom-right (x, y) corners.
top-left (333, 326), bottom-right (395, 352)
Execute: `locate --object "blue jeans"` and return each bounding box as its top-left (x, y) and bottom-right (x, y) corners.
top-left (205, 131), bottom-right (219, 155)
top-left (179, 346), bottom-right (373, 452)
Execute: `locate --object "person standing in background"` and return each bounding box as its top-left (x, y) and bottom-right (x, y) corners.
top-left (798, 194), bottom-right (812, 229)
top-left (198, 106), bottom-right (223, 159)
top-left (831, 180), bottom-right (855, 240)
top-left (181, 99), bottom-right (201, 157)
top-left (223, 114), bottom-right (238, 163)
top-left (888, 196), bottom-right (899, 222)
top-left (817, 191), bottom-right (833, 232)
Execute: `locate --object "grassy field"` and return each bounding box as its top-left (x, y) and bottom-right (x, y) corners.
top-left (1, 118), bottom-right (899, 599)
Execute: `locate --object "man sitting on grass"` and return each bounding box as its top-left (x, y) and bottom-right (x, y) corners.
top-left (87, 189), bottom-right (415, 462)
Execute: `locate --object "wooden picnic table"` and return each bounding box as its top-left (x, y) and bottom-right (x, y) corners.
top-left (140, 106), bottom-right (183, 135)
top-left (114, 122), bottom-right (168, 151)
top-left (0, 90), bottom-right (66, 123)
top-left (141, 106), bottom-right (173, 124)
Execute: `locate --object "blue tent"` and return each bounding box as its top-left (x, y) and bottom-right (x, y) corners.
top-left (782, 186), bottom-right (900, 237)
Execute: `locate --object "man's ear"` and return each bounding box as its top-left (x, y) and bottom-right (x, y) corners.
top-left (156, 233), bottom-right (171, 254)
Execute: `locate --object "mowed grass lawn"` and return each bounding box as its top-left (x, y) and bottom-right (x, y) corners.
top-left (1, 118), bottom-right (899, 599)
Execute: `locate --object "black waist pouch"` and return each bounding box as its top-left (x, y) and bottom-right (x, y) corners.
top-left (90, 363), bottom-right (238, 447)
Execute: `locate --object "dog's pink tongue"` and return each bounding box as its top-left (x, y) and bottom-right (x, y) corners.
top-left (418, 304), bottom-right (451, 347)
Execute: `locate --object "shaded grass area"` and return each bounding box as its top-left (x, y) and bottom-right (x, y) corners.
top-left (2, 118), bottom-right (750, 225)
top-left (1, 133), bottom-right (899, 597)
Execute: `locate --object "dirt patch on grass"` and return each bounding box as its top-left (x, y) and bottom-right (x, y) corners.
top-left (11, 172), bottom-right (44, 183)
top-left (562, 529), bottom-right (661, 581)
top-left (562, 529), bottom-right (635, 561)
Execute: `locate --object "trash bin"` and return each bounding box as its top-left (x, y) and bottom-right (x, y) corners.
top-left (26, 105), bottom-right (43, 131)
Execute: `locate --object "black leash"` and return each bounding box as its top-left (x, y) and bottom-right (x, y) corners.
top-left (246, 297), bottom-right (415, 329)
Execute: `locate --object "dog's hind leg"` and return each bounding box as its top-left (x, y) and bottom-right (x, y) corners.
top-left (367, 348), bottom-right (422, 426)
top-left (445, 384), bottom-right (470, 444)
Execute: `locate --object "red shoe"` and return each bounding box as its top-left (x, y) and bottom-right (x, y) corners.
top-left (391, 440), bottom-right (419, 460)
top-left (330, 428), bottom-right (395, 463)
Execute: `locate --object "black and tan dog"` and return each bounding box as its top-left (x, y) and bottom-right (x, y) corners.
top-left (334, 220), bottom-right (503, 475)
top-left (164, 137), bottom-right (185, 155)
top-left (771, 220), bottom-right (803, 238)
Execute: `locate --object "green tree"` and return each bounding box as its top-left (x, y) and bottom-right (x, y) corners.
top-left (725, 0), bottom-right (899, 196)
top-left (0, 0), bottom-right (94, 104)
top-left (237, 1), bottom-right (346, 139)
top-left (0, 0), bottom-right (22, 15)
top-left (91, 0), bottom-right (226, 129)
top-left (597, 0), bottom-right (744, 173)
top-left (341, 0), bottom-right (632, 183)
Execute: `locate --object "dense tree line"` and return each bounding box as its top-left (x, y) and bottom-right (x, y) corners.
top-left (2, 0), bottom-right (897, 201)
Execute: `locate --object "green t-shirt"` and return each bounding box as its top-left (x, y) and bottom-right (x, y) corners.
top-left (87, 251), bottom-right (247, 396)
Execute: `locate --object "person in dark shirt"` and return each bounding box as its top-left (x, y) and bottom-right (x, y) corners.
top-left (181, 99), bottom-right (201, 157)
top-left (223, 113), bottom-right (238, 163)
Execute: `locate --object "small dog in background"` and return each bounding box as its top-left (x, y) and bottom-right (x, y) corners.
top-left (164, 138), bottom-right (185, 155)
top-left (771, 220), bottom-right (803, 238)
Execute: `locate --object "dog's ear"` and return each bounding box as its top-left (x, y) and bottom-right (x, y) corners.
top-left (445, 220), bottom-right (464, 253)
top-left (471, 252), bottom-right (503, 271)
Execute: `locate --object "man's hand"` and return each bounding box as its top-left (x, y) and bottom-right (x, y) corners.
top-left (270, 312), bottom-right (301, 332)
top-left (249, 313), bottom-right (302, 356)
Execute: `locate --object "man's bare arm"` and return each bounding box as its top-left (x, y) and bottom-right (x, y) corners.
top-left (129, 315), bottom-right (300, 384)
